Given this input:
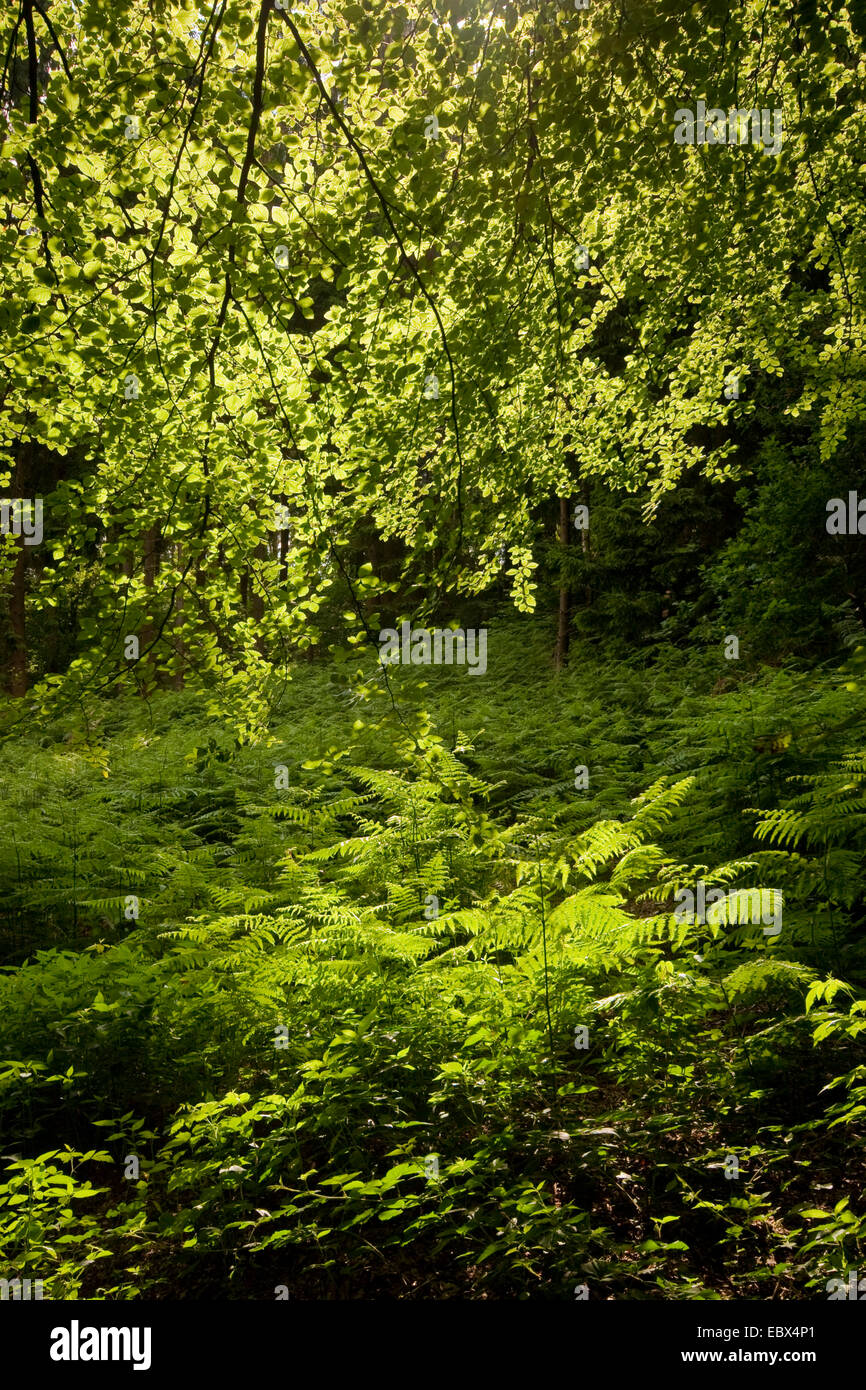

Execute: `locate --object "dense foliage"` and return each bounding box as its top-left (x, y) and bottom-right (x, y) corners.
top-left (1, 0), bottom-right (865, 1300)
top-left (2, 640), bottom-right (865, 1299)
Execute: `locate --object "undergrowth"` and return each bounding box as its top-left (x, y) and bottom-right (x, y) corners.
top-left (1, 630), bottom-right (865, 1299)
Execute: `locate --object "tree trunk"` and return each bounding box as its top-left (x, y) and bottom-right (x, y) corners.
top-left (139, 524), bottom-right (162, 683)
top-left (278, 520), bottom-right (290, 584)
top-left (249, 543), bottom-right (267, 655)
top-left (7, 547), bottom-right (28, 696)
top-left (172, 543), bottom-right (186, 689)
top-left (554, 495), bottom-right (571, 672)
top-left (580, 482), bottom-right (591, 609)
top-left (5, 445), bottom-right (34, 696)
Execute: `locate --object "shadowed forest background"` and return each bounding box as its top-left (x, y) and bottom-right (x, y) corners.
top-left (1, 0), bottom-right (866, 1301)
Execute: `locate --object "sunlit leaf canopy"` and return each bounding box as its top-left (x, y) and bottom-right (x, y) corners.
top-left (2, 0), bottom-right (864, 718)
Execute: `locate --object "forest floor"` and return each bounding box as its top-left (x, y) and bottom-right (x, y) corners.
top-left (2, 619), bottom-right (865, 1298)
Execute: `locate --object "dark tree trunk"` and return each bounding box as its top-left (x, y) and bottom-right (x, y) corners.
top-left (7, 547), bottom-right (28, 696)
top-left (249, 543), bottom-right (267, 655)
top-left (5, 445), bottom-right (34, 696)
top-left (580, 485), bottom-right (590, 579)
top-left (172, 543), bottom-right (186, 689)
top-left (139, 524), bottom-right (162, 678)
top-left (554, 495), bottom-right (571, 672)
